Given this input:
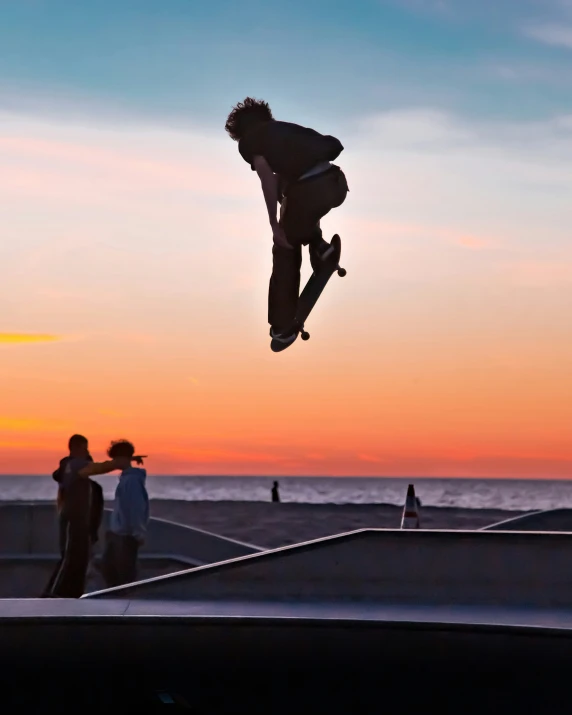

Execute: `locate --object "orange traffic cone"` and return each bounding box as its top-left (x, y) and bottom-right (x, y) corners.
top-left (401, 484), bottom-right (420, 529)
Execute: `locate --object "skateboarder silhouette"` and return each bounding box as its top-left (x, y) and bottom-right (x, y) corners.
top-left (225, 97), bottom-right (349, 348)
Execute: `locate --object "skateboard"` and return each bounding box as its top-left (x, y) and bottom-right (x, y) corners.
top-left (270, 234), bottom-right (346, 353)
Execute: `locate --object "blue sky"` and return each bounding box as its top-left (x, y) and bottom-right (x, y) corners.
top-left (1, 0), bottom-right (571, 130)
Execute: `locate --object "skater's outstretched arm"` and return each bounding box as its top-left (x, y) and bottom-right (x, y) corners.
top-left (78, 457), bottom-right (130, 477)
top-left (253, 156), bottom-right (291, 249)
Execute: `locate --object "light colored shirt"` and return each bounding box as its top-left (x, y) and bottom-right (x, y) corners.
top-left (109, 467), bottom-right (149, 541)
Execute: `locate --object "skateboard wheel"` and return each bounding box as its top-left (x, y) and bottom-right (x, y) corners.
top-left (301, 330), bottom-right (310, 341)
top-left (337, 267), bottom-right (347, 277)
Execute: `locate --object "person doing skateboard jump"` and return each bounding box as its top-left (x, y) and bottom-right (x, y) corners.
top-left (225, 97), bottom-right (349, 348)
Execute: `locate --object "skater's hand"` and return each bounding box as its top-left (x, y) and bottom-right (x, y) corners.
top-left (272, 224), bottom-right (293, 250)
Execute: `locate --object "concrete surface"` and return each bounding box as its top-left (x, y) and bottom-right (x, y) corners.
top-left (85, 527), bottom-right (572, 607)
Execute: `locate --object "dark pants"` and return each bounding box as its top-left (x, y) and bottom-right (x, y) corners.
top-left (43, 480), bottom-right (102, 598)
top-left (44, 517), bottom-right (92, 598)
top-left (89, 480), bottom-right (104, 544)
top-left (269, 166), bottom-right (349, 331)
top-left (58, 512), bottom-right (67, 557)
top-left (100, 531), bottom-right (140, 588)
top-left (57, 481), bottom-right (103, 556)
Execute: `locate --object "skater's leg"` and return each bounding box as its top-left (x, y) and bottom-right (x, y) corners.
top-left (282, 167), bottom-right (349, 243)
top-left (283, 167), bottom-right (349, 273)
top-left (280, 192), bottom-right (323, 247)
top-left (269, 189), bottom-right (321, 336)
top-left (268, 243), bottom-right (302, 333)
top-left (269, 167), bottom-right (349, 336)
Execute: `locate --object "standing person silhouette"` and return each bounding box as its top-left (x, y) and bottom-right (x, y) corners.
top-left (44, 434), bottom-right (103, 597)
top-left (51, 435), bottom-right (104, 556)
top-left (271, 481), bottom-right (280, 503)
top-left (225, 97), bottom-right (349, 348)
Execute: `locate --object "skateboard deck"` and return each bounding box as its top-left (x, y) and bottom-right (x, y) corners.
top-left (270, 234), bottom-right (346, 353)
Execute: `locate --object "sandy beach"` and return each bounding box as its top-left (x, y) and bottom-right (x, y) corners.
top-left (142, 500), bottom-right (529, 549)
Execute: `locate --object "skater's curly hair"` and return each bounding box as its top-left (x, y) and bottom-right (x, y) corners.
top-left (225, 97), bottom-right (273, 141)
top-left (107, 439), bottom-right (135, 459)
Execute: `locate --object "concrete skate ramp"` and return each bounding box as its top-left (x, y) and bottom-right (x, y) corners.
top-left (85, 528), bottom-right (572, 608)
top-left (482, 509), bottom-right (572, 532)
top-left (0, 502), bottom-right (262, 564)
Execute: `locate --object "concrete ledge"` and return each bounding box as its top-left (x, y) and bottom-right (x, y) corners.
top-left (482, 508), bottom-right (572, 532)
top-left (84, 527), bottom-right (572, 607)
top-left (0, 503), bottom-right (262, 564)
top-left (2, 598), bottom-right (572, 630)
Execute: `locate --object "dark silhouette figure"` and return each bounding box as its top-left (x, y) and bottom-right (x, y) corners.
top-left (43, 436), bottom-right (129, 598)
top-left (271, 481), bottom-right (280, 503)
top-left (43, 434), bottom-right (103, 597)
top-left (225, 97), bottom-right (349, 347)
top-left (50, 437), bottom-right (104, 557)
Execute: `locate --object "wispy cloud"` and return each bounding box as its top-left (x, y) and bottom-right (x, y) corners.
top-left (344, 108), bottom-right (572, 278)
top-left (96, 409), bottom-right (125, 418)
top-left (0, 333), bottom-right (61, 344)
top-left (351, 219), bottom-right (496, 250)
top-left (486, 61), bottom-right (572, 86)
top-left (523, 24), bottom-right (572, 48)
top-left (0, 416), bottom-right (69, 431)
top-left (0, 126), bottom-right (252, 202)
top-left (454, 234), bottom-right (492, 249)
top-left (502, 259), bottom-right (572, 286)
top-left (358, 453), bottom-right (383, 463)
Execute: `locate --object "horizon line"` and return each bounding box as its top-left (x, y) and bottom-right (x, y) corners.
top-left (0, 474), bottom-right (569, 481)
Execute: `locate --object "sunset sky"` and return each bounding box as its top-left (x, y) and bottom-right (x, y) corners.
top-left (2, 0), bottom-right (572, 477)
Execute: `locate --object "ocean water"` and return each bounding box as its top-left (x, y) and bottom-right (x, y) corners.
top-left (1, 475), bottom-right (572, 511)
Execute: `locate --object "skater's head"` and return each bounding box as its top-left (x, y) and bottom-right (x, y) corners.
top-left (107, 439), bottom-right (136, 460)
top-left (68, 433), bottom-right (89, 458)
top-left (225, 97), bottom-right (273, 141)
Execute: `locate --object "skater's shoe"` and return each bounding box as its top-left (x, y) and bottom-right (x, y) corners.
top-left (270, 327), bottom-right (297, 346)
top-left (314, 237), bottom-right (335, 262)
